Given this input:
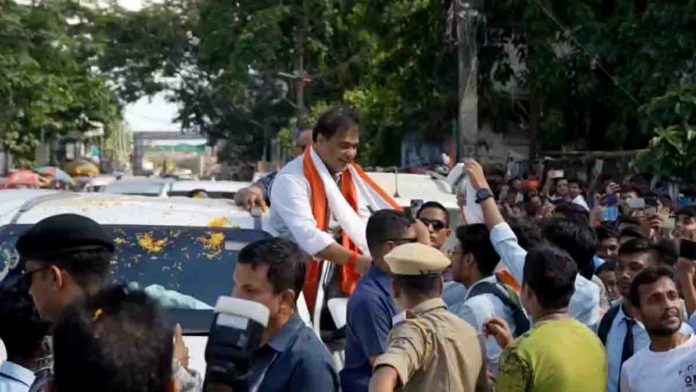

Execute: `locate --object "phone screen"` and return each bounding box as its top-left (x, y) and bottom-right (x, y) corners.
top-left (681, 239), bottom-right (696, 259)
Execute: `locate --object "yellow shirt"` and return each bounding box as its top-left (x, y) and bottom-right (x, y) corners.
top-left (497, 318), bottom-right (608, 392)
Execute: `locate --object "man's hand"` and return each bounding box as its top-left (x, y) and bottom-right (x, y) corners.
top-left (677, 258), bottom-right (696, 280)
top-left (484, 318), bottom-right (514, 350)
top-left (605, 182), bottom-right (621, 195)
top-left (463, 160), bottom-right (491, 191)
top-left (173, 324), bottom-right (190, 370)
top-left (234, 186), bottom-right (268, 212)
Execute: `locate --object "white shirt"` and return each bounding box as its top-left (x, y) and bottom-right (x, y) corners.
top-left (606, 304), bottom-right (694, 392)
top-left (270, 156), bottom-right (371, 256)
top-left (620, 335), bottom-right (696, 392)
top-left (450, 276), bottom-right (517, 375)
top-left (0, 361), bottom-right (35, 392)
top-left (490, 222), bottom-right (601, 328)
top-left (572, 195), bottom-right (590, 211)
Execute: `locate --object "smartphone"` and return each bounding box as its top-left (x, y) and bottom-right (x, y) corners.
top-left (628, 198), bottom-right (646, 209)
top-left (549, 170), bottom-right (565, 179)
top-left (602, 206), bottom-right (620, 222)
top-left (645, 196), bottom-right (658, 215)
top-left (605, 194), bottom-right (619, 207)
top-left (680, 239), bottom-right (696, 259)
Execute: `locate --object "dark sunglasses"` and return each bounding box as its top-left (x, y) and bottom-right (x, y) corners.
top-left (419, 218), bottom-right (447, 231)
top-left (20, 266), bottom-right (51, 284)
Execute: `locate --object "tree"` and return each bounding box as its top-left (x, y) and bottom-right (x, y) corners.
top-left (0, 0), bottom-right (120, 166)
top-left (635, 86), bottom-right (696, 180)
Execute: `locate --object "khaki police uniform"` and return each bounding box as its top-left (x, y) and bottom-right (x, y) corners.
top-left (373, 243), bottom-right (487, 392)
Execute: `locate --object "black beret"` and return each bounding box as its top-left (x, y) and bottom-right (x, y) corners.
top-left (16, 214), bottom-right (115, 259)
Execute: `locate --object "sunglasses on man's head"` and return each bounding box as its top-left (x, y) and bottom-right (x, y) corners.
top-left (419, 218), bottom-right (447, 231)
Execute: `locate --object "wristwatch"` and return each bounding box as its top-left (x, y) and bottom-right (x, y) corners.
top-left (475, 188), bottom-right (494, 204)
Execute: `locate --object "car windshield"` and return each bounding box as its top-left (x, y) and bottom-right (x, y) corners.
top-left (0, 225), bottom-right (270, 331)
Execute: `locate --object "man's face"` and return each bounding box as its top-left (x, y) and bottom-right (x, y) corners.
top-left (25, 260), bottom-right (61, 322)
top-left (568, 183), bottom-right (581, 199)
top-left (233, 264), bottom-right (286, 341)
top-left (417, 207), bottom-right (451, 249)
top-left (597, 237), bottom-right (620, 261)
top-left (676, 214), bottom-right (696, 239)
top-left (380, 225), bottom-right (420, 258)
top-left (598, 269), bottom-right (620, 302)
top-left (556, 180), bottom-right (569, 197)
top-left (637, 277), bottom-right (682, 336)
top-left (450, 243), bottom-right (474, 285)
top-left (292, 130), bottom-right (313, 157)
top-left (314, 128), bottom-right (360, 174)
top-left (616, 252), bottom-right (657, 298)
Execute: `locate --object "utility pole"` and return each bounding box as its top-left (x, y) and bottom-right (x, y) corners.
top-left (455, 0), bottom-right (481, 159)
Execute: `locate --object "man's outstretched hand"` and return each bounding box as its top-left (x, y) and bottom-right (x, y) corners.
top-left (234, 186), bottom-right (268, 212)
top-left (463, 160), bottom-right (491, 191)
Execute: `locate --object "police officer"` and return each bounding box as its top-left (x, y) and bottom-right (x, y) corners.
top-left (369, 243), bottom-right (491, 392)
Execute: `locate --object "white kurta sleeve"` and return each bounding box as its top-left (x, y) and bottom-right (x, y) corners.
top-left (270, 172), bottom-right (336, 256)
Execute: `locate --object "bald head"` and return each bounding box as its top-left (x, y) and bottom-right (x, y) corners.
top-left (293, 129), bottom-right (313, 157)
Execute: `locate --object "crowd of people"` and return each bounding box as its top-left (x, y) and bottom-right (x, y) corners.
top-left (2, 106), bottom-right (696, 392)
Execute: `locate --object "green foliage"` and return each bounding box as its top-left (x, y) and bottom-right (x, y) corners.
top-left (86, 0), bottom-right (696, 167)
top-left (635, 86), bottom-right (696, 179)
top-left (0, 0), bottom-right (120, 164)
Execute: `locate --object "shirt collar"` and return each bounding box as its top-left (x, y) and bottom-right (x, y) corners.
top-left (266, 313), bottom-right (304, 353)
top-left (0, 361), bottom-right (35, 387)
top-left (464, 275), bottom-right (497, 296)
top-left (367, 265), bottom-right (392, 292)
top-left (410, 298), bottom-right (447, 315)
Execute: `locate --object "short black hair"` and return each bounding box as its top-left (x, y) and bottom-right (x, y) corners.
top-left (53, 286), bottom-right (173, 392)
top-left (596, 260), bottom-right (616, 275)
top-left (366, 210), bottom-right (415, 256)
top-left (676, 205), bottom-right (696, 218)
top-left (567, 177), bottom-right (584, 188)
top-left (0, 278), bottom-right (49, 361)
top-left (619, 238), bottom-right (657, 258)
top-left (456, 224), bottom-right (499, 276)
top-left (312, 106), bottom-right (360, 142)
top-left (628, 265), bottom-right (675, 308)
top-left (238, 238), bottom-right (307, 296)
top-left (542, 218), bottom-right (597, 279)
top-left (553, 202), bottom-right (590, 224)
top-left (40, 249), bottom-right (112, 295)
top-left (393, 275), bottom-right (441, 302)
top-left (524, 245), bottom-right (577, 310)
top-left (596, 225), bottom-right (619, 241)
top-left (509, 219), bottom-right (543, 251)
top-left (618, 216), bottom-right (641, 229)
top-left (619, 227), bottom-right (644, 241)
top-left (417, 201), bottom-right (451, 226)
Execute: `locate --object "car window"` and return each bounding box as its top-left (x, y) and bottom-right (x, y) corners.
top-left (0, 225), bottom-right (270, 309)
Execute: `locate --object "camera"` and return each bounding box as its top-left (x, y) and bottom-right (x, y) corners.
top-left (203, 296), bottom-right (270, 392)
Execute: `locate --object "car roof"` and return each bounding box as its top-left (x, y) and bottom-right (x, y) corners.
top-left (169, 181), bottom-right (251, 193)
top-left (367, 172), bottom-right (458, 209)
top-left (0, 191), bottom-right (272, 230)
top-left (103, 179), bottom-right (170, 195)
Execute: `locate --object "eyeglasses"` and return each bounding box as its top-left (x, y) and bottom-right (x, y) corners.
top-left (20, 266), bottom-right (51, 284)
top-left (386, 237), bottom-right (418, 245)
top-left (419, 218), bottom-right (447, 231)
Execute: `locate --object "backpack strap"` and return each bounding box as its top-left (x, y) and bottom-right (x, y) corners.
top-left (467, 278), bottom-right (531, 337)
top-left (598, 303), bottom-right (621, 345)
